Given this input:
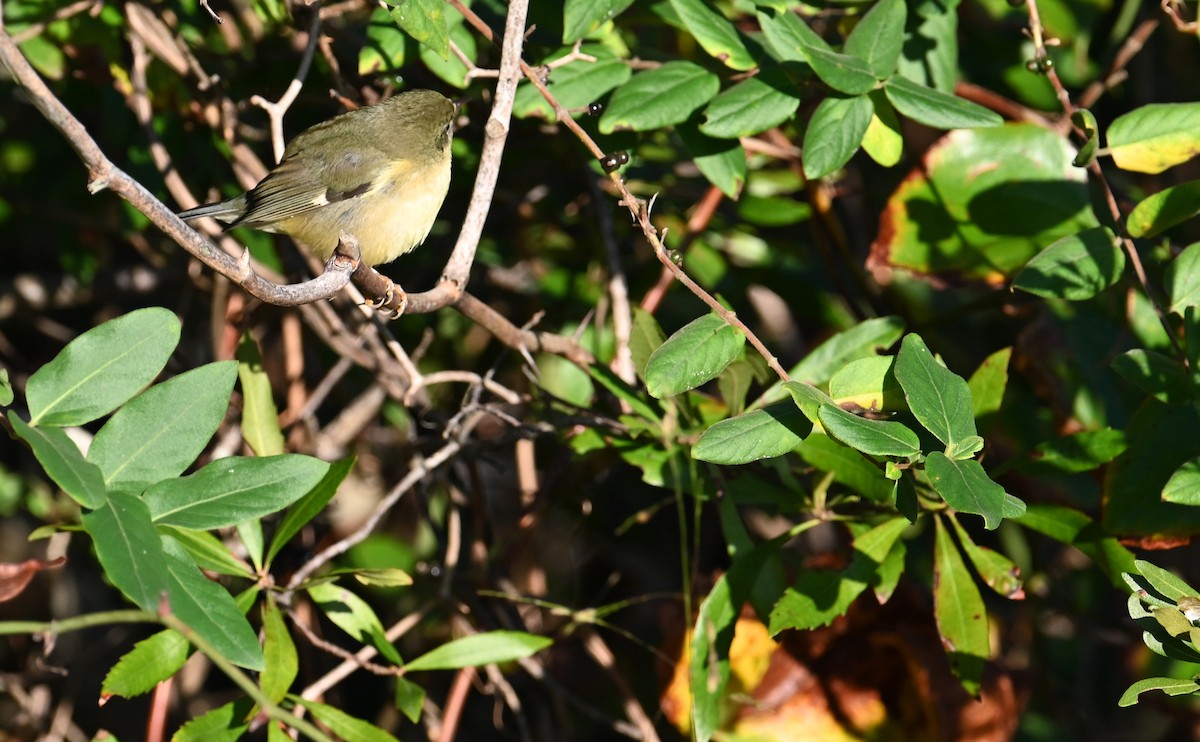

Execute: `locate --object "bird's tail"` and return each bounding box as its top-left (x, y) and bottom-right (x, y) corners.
top-left (176, 195), bottom-right (247, 224)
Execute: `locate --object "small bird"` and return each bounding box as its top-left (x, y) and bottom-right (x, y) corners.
top-left (178, 89), bottom-right (455, 269)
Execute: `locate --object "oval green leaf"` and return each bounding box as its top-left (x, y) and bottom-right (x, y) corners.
top-left (817, 403), bottom-right (920, 458)
top-left (1166, 242), bottom-right (1200, 315)
top-left (645, 314), bottom-right (744, 398)
top-left (26, 307), bottom-right (180, 426)
top-left (599, 61), bottom-right (720, 133)
top-left (88, 362), bottom-right (238, 493)
top-left (145, 455), bottom-right (331, 529)
top-left (933, 516), bottom-right (988, 695)
top-left (693, 403), bottom-right (812, 464)
top-left (699, 74), bottom-right (800, 138)
top-left (884, 75), bottom-right (1002, 130)
top-left (1107, 102), bottom-right (1200, 174)
top-left (844, 0), bottom-right (906, 78)
top-left (894, 334), bottom-right (976, 448)
top-left (10, 414), bottom-right (106, 508)
top-left (1127, 181), bottom-right (1200, 239)
top-left (667, 0), bottom-right (754, 70)
top-left (1012, 226), bottom-right (1124, 300)
top-left (926, 452), bottom-right (1025, 530)
top-left (803, 93), bottom-right (873, 179)
top-left (404, 631), bottom-right (553, 671)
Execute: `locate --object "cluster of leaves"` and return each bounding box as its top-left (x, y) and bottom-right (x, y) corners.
top-left (1121, 561), bottom-right (1200, 707)
top-left (3, 309), bottom-right (551, 739)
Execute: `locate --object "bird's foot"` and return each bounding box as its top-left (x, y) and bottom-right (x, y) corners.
top-left (366, 277), bottom-right (408, 319)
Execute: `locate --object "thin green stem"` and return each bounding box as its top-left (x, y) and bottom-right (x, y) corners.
top-left (0, 610), bottom-right (158, 636)
top-left (158, 612), bottom-right (334, 742)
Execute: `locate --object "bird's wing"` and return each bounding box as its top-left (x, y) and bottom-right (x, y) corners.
top-left (233, 145), bottom-right (392, 229)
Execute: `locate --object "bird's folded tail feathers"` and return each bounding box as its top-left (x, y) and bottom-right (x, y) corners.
top-left (176, 196), bottom-right (247, 224)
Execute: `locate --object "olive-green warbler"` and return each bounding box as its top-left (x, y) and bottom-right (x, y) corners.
top-left (177, 89), bottom-right (455, 267)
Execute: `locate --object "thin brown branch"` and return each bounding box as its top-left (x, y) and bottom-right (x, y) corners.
top-left (249, 6), bottom-right (323, 163)
top-left (0, 26), bottom-right (355, 306)
top-left (283, 436), bottom-right (466, 591)
top-left (404, 0), bottom-right (529, 313)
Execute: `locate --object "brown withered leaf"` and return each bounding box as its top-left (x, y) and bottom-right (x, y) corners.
top-left (0, 556), bottom-right (66, 603)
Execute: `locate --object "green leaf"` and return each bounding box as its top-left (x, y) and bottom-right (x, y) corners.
top-left (159, 525), bottom-right (253, 578)
top-left (0, 368), bottom-right (12, 406)
top-left (693, 403), bottom-right (811, 464)
top-left (803, 94), bottom-right (873, 179)
top-left (645, 314), bottom-right (745, 398)
top-left (798, 434), bottom-right (894, 502)
top-left (308, 581), bottom-right (404, 665)
top-left (88, 362), bottom-right (237, 493)
top-left (1111, 350), bottom-right (1193, 403)
top-left (587, 364), bottom-right (662, 423)
top-left (1071, 108), bottom-right (1099, 167)
top-left (873, 124), bottom-right (1095, 282)
top-left (1012, 226), bottom-right (1124, 300)
top-left (948, 515), bottom-right (1024, 599)
top-left (967, 347), bottom-right (1011, 419)
top-left (563, 0), bottom-right (636, 42)
top-left (926, 453), bottom-right (1025, 530)
top-left (1166, 242), bottom-right (1200, 316)
top-left (18, 35), bottom-right (66, 80)
top-left (677, 120), bottom-right (747, 198)
top-left (513, 46), bottom-right (631, 119)
top-left (1130, 181), bottom-right (1200, 240)
top-left (1135, 559), bottom-right (1199, 602)
top-left (769, 518), bottom-right (909, 633)
top-left (803, 46), bottom-right (878, 95)
top-left (894, 334), bottom-right (976, 449)
top-left (782, 380), bottom-right (837, 426)
top-left (360, 8), bottom-right (406, 76)
top-left (818, 404), bottom-right (921, 458)
top-left (9, 414), bottom-right (106, 508)
top-left (600, 62), bottom-right (720, 133)
top-left (1162, 458), bottom-right (1200, 505)
top-left (404, 631), bottom-right (552, 671)
top-left (756, 7), bottom-right (829, 64)
top-left (173, 699), bottom-right (253, 741)
top-left (102, 629), bottom-right (189, 698)
top-left (144, 455), bottom-right (330, 530)
top-left (236, 333), bottom-right (284, 457)
top-left (828, 355), bottom-right (902, 411)
top-left (895, 0), bottom-right (957, 93)
top-left (690, 574), bottom-right (733, 742)
top-left (667, 0), bottom-right (754, 70)
top-left (261, 598), bottom-right (298, 704)
top-left (861, 90), bottom-right (903, 167)
top-left (1024, 429), bottom-right (1128, 473)
top-left (629, 308), bottom-right (667, 381)
top-left (1103, 399), bottom-right (1200, 537)
top-left (292, 697), bottom-right (400, 742)
top-left (699, 73), bottom-right (800, 138)
top-left (26, 307), bottom-right (179, 426)
top-left (689, 542), bottom-right (774, 742)
top-left (933, 516), bottom-right (988, 696)
top-left (161, 536), bottom-right (264, 670)
top-left (267, 456), bottom-right (354, 565)
top-left (883, 75), bottom-right (1002, 129)
top-left (81, 491), bottom-right (170, 611)
top-left (387, 0), bottom-right (447, 60)
top-left (395, 677), bottom-right (426, 723)
top-left (759, 317), bottom-right (905, 406)
top-left (844, 0), bottom-right (906, 78)
top-left (1107, 102), bottom-right (1200, 174)
top-left (1118, 677), bottom-right (1200, 707)
top-left (418, 7), bottom-right (473, 88)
